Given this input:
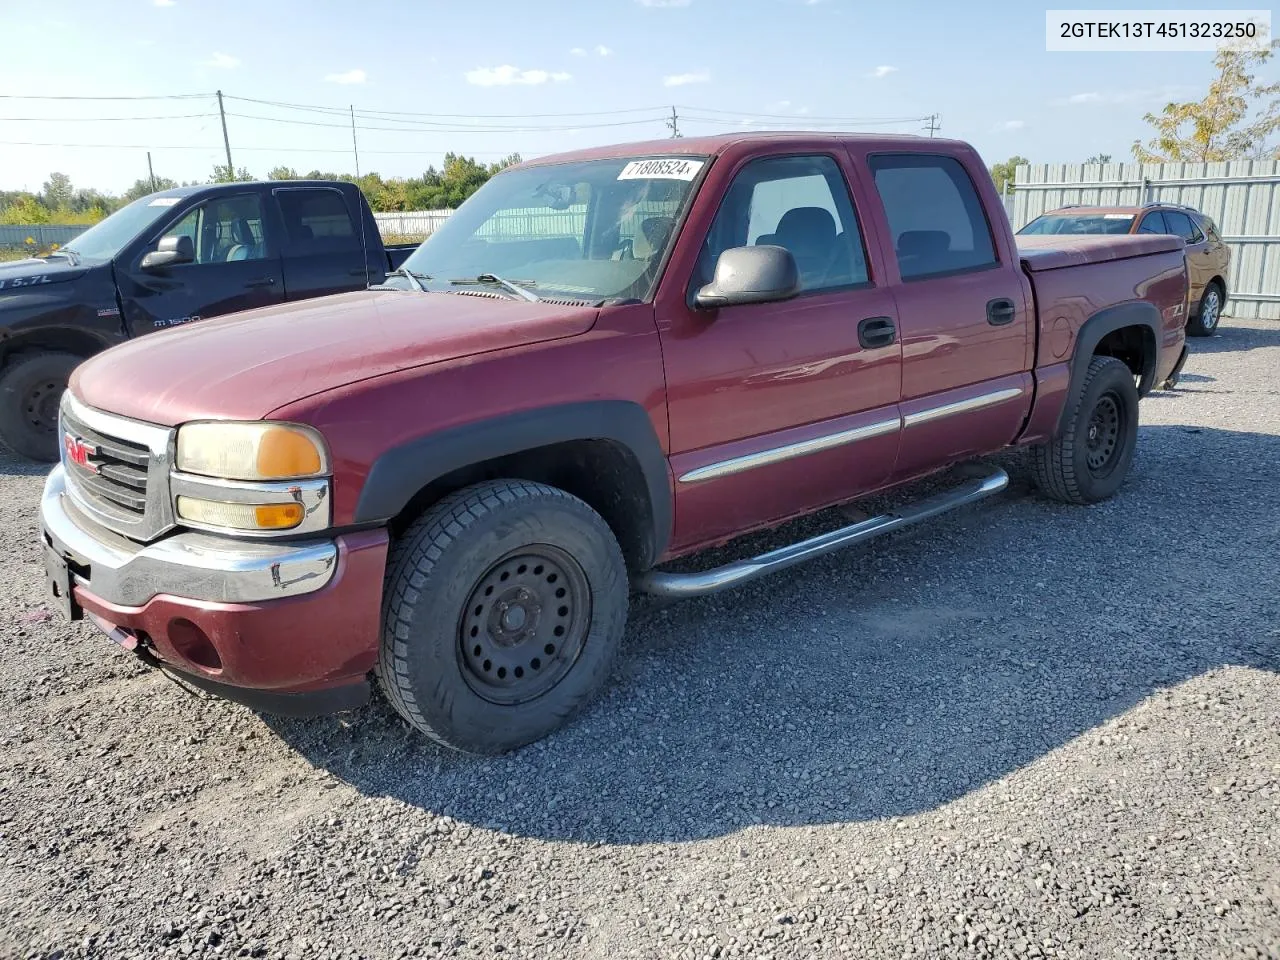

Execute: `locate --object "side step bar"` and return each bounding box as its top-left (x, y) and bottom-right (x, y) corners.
top-left (634, 466), bottom-right (1009, 598)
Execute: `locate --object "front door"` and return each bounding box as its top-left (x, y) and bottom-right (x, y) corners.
top-left (117, 191), bottom-right (285, 337)
top-left (657, 151), bottom-right (903, 552)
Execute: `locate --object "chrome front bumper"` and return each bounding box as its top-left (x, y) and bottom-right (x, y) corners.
top-left (40, 465), bottom-right (338, 607)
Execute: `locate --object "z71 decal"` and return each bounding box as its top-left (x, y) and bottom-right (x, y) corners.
top-left (0, 275), bottom-right (51, 290)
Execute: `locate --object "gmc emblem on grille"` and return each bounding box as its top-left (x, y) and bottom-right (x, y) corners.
top-left (64, 434), bottom-right (102, 474)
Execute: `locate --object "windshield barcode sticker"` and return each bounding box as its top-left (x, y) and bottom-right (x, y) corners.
top-left (1103, 213), bottom-right (1132, 219)
top-left (618, 159), bottom-right (704, 181)
top-left (148, 197), bottom-right (180, 206)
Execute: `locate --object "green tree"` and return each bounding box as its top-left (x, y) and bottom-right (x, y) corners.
top-left (1084, 154), bottom-right (1113, 164)
top-left (210, 164), bottom-right (255, 183)
top-left (40, 172), bottom-right (73, 211)
top-left (123, 176), bottom-right (180, 202)
top-left (1134, 42), bottom-right (1280, 161)
top-left (0, 194), bottom-right (52, 225)
top-left (989, 155), bottom-right (1028, 194)
top-left (267, 166), bottom-right (300, 180)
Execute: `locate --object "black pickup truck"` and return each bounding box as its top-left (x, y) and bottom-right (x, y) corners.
top-left (0, 180), bottom-right (416, 460)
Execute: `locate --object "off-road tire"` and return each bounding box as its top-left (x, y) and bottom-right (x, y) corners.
top-left (0, 351), bottom-right (80, 462)
top-left (1031, 355), bottom-right (1139, 505)
top-left (1186, 281), bottom-right (1224, 337)
top-left (376, 479), bottom-right (628, 754)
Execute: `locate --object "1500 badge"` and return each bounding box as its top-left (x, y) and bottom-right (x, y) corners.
top-left (0, 275), bottom-right (51, 290)
top-left (154, 315), bottom-right (202, 328)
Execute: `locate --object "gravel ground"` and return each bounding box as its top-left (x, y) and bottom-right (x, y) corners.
top-left (2, 319), bottom-right (1278, 960)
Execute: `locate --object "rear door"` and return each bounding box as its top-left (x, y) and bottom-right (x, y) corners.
top-left (859, 149), bottom-right (1033, 483)
top-left (116, 191), bottom-right (285, 337)
top-left (273, 186), bottom-right (370, 301)
top-left (1162, 209), bottom-right (1210, 307)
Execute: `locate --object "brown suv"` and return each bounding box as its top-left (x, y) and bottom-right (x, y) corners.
top-left (1019, 203), bottom-right (1230, 336)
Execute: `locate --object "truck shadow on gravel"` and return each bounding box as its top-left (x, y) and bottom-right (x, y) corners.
top-left (1189, 321), bottom-right (1280, 355)
top-left (269, 424), bottom-right (1278, 845)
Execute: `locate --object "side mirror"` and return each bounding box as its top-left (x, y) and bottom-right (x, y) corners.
top-left (141, 234), bottom-right (195, 270)
top-left (695, 244), bottom-right (800, 309)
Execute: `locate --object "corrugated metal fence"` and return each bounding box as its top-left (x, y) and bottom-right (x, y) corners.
top-left (1012, 161), bottom-right (1280, 319)
top-left (0, 224), bottom-right (86, 249)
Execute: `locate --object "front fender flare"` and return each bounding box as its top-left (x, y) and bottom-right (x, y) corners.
top-left (353, 400), bottom-right (672, 562)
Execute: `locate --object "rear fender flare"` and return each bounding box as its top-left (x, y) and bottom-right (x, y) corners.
top-left (1058, 302), bottom-right (1160, 434)
top-left (353, 400), bottom-right (672, 563)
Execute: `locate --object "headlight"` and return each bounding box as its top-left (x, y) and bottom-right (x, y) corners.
top-left (175, 421), bottom-right (329, 481)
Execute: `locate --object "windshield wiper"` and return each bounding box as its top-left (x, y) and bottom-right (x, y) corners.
top-left (451, 274), bottom-right (541, 303)
top-left (44, 248), bottom-right (80, 266)
top-left (384, 267), bottom-right (432, 292)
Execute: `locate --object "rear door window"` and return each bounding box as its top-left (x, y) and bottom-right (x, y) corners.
top-left (1162, 210), bottom-right (1203, 244)
top-left (275, 189), bottom-right (359, 254)
top-left (869, 154), bottom-right (997, 280)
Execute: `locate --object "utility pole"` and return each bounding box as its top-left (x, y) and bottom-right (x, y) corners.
top-left (216, 90), bottom-right (233, 175)
top-left (350, 105), bottom-right (361, 177)
top-left (146, 151), bottom-right (157, 192)
top-left (923, 113), bottom-right (940, 138)
top-left (666, 105), bottom-right (681, 139)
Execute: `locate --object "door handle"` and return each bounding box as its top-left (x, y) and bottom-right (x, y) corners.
top-left (857, 316), bottom-right (896, 349)
top-left (986, 298), bottom-right (1016, 326)
top-left (245, 277), bottom-right (277, 289)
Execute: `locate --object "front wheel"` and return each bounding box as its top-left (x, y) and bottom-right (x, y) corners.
top-left (1031, 355), bottom-right (1139, 505)
top-left (376, 479), bottom-right (628, 754)
top-left (1186, 282), bottom-right (1224, 337)
top-left (0, 351), bottom-right (81, 462)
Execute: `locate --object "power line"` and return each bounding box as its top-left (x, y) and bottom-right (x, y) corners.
top-left (0, 113), bottom-right (218, 122)
top-left (0, 140), bottom-right (523, 156)
top-left (224, 110), bottom-right (666, 133)
top-left (0, 93), bottom-right (212, 101)
top-left (223, 94), bottom-right (671, 120)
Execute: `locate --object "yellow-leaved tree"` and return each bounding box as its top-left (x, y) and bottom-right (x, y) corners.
top-left (1133, 41), bottom-right (1280, 162)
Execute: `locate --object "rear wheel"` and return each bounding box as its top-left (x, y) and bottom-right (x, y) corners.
top-left (1186, 282), bottom-right (1223, 337)
top-left (376, 479), bottom-right (628, 754)
top-left (0, 351), bottom-right (80, 462)
top-left (1031, 355), bottom-right (1139, 505)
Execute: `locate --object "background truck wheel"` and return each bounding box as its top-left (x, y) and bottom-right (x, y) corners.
top-left (0, 351), bottom-right (80, 462)
top-left (376, 479), bottom-right (629, 754)
top-left (1186, 281), bottom-right (1224, 337)
top-left (1031, 355), bottom-right (1139, 505)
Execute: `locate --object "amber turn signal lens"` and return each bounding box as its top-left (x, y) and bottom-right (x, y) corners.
top-left (253, 503), bottom-right (306, 529)
top-left (256, 430), bottom-right (323, 479)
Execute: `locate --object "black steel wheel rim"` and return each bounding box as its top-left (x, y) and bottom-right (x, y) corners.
top-left (457, 544), bottom-right (591, 705)
top-left (1085, 392), bottom-right (1123, 475)
top-left (25, 378), bottom-right (61, 434)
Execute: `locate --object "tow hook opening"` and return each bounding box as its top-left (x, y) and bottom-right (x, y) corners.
top-left (167, 618), bottom-right (223, 673)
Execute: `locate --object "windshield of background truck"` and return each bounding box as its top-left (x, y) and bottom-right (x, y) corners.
top-left (400, 156), bottom-right (707, 302)
top-left (1018, 212), bottom-right (1135, 235)
top-left (62, 194), bottom-right (182, 262)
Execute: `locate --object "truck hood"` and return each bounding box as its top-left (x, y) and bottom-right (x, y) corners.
top-left (0, 256), bottom-right (88, 288)
top-left (70, 289), bottom-right (599, 425)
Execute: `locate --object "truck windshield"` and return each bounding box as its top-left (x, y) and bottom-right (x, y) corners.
top-left (62, 195), bottom-right (181, 262)
top-left (1018, 213), bottom-right (1135, 235)
top-left (399, 156), bottom-right (708, 303)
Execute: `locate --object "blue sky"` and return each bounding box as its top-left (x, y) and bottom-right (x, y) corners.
top-left (0, 0), bottom-right (1261, 194)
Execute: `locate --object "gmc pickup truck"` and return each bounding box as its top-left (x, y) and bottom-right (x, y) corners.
top-left (38, 133), bottom-right (1190, 754)
top-left (1, 180), bottom-right (416, 461)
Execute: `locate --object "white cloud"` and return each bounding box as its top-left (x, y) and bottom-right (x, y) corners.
top-left (570, 47), bottom-right (587, 56)
top-left (663, 69), bottom-right (710, 87)
top-left (1059, 86), bottom-right (1192, 106)
top-left (203, 52), bottom-right (240, 69)
top-left (325, 68), bottom-right (368, 85)
top-left (636, 0), bottom-right (692, 6)
top-left (466, 65), bottom-right (572, 86)
top-left (868, 65), bottom-right (897, 79)
top-left (595, 44), bottom-right (613, 56)
top-left (994, 120), bottom-right (1025, 131)
top-left (153, 0), bottom-right (176, 6)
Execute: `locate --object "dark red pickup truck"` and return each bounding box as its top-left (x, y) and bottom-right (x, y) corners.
top-left (39, 133), bottom-right (1189, 753)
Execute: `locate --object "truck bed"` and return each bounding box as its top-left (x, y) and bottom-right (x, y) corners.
top-left (1016, 233), bottom-right (1183, 270)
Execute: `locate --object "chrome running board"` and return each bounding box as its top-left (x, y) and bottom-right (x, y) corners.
top-left (635, 466), bottom-right (1009, 598)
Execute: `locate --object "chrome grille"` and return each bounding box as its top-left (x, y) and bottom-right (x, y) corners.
top-left (60, 393), bottom-right (175, 543)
